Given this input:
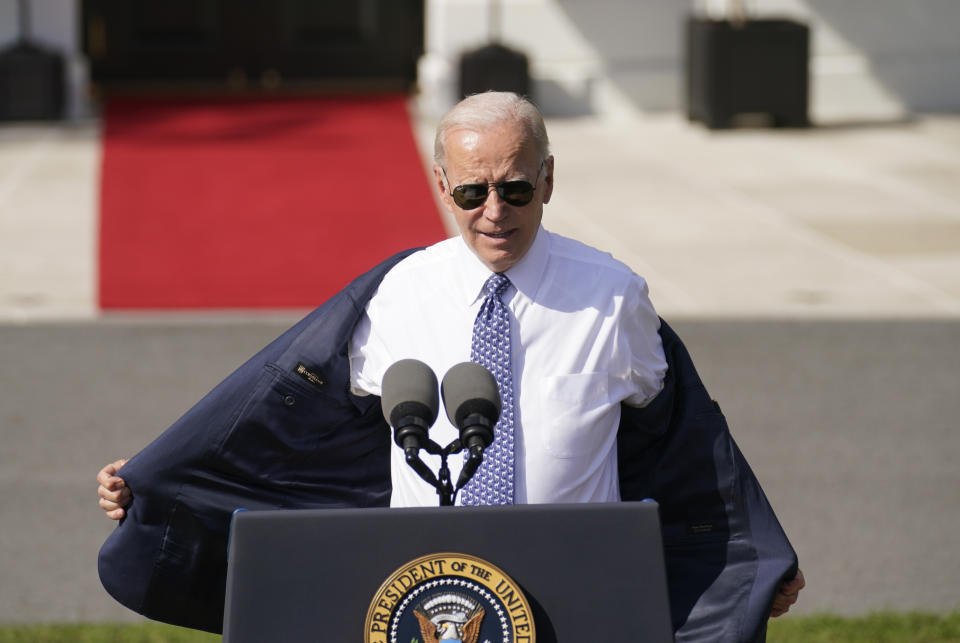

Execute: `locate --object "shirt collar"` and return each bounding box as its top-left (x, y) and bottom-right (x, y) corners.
top-left (454, 226), bottom-right (550, 306)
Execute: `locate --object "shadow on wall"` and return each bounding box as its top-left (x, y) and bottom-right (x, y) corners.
top-left (551, 0), bottom-right (960, 116)
top-left (553, 0), bottom-right (689, 113)
top-left (805, 0), bottom-right (960, 113)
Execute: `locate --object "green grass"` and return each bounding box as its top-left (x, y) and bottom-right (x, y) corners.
top-left (0, 612), bottom-right (958, 642)
top-left (767, 611), bottom-right (960, 642)
top-left (0, 623), bottom-right (218, 643)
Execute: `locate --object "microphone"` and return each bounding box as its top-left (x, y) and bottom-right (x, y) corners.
top-left (440, 362), bottom-right (501, 490)
top-left (381, 359), bottom-right (439, 456)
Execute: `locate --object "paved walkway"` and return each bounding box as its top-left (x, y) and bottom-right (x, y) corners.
top-left (1, 318), bottom-right (957, 622)
top-left (3, 108), bottom-right (960, 320)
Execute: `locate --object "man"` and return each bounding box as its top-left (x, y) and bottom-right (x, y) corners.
top-left (97, 92), bottom-right (803, 638)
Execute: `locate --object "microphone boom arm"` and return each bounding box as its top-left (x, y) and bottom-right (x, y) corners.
top-left (406, 437), bottom-right (465, 506)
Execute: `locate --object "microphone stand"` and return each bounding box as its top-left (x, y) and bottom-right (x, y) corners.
top-left (407, 438), bottom-right (478, 506)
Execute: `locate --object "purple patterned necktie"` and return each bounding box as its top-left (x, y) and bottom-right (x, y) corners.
top-left (461, 272), bottom-right (515, 505)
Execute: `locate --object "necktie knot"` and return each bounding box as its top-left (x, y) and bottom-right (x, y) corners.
top-left (484, 273), bottom-right (510, 299)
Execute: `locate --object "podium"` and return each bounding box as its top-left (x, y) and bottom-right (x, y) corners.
top-left (222, 501), bottom-right (673, 642)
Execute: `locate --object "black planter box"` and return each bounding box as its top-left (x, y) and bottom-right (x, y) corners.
top-left (686, 17), bottom-right (809, 129)
top-left (0, 41), bottom-right (65, 121)
top-left (459, 42), bottom-right (530, 99)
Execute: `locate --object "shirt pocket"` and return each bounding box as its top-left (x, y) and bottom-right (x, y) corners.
top-left (540, 372), bottom-right (616, 458)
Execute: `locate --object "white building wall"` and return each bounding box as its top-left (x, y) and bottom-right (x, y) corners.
top-left (2, 0), bottom-right (959, 123)
top-left (420, 0), bottom-right (960, 123)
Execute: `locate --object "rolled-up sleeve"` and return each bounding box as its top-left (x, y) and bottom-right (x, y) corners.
top-left (622, 276), bottom-right (667, 408)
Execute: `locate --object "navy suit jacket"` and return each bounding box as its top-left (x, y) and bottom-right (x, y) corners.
top-left (98, 249), bottom-right (797, 641)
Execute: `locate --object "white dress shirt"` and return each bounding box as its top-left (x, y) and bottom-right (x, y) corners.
top-left (349, 226), bottom-right (667, 507)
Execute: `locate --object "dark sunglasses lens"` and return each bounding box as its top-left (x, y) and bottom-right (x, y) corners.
top-left (498, 180), bottom-right (535, 206)
top-left (451, 180), bottom-right (536, 209)
top-left (452, 185), bottom-right (488, 209)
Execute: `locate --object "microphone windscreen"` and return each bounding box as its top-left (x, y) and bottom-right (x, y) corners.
top-left (381, 359), bottom-right (439, 428)
top-left (441, 362), bottom-right (501, 427)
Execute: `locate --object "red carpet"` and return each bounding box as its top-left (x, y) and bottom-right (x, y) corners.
top-left (99, 95), bottom-right (446, 309)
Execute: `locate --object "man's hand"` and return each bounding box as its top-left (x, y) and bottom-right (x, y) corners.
top-left (771, 568), bottom-right (805, 617)
top-left (97, 459), bottom-right (130, 520)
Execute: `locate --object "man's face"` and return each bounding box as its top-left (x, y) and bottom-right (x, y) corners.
top-left (434, 120), bottom-right (553, 273)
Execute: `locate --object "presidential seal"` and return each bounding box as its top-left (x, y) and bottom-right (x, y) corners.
top-left (364, 552), bottom-right (535, 643)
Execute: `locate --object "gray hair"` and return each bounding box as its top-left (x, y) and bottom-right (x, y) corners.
top-left (433, 92), bottom-right (551, 167)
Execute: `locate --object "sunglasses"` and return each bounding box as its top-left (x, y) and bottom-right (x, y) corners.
top-left (443, 161), bottom-right (544, 210)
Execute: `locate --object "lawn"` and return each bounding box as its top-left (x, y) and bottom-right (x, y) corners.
top-left (767, 611), bottom-right (960, 642)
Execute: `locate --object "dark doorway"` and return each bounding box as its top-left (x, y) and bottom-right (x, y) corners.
top-left (82, 0), bottom-right (424, 92)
